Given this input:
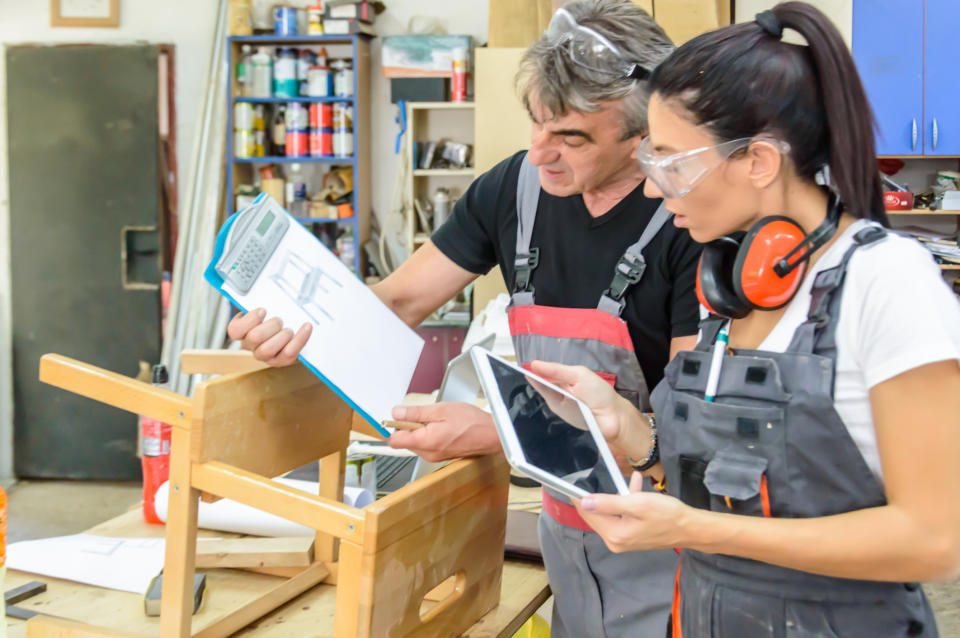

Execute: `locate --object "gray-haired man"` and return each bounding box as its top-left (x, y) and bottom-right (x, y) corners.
top-left (229, 1), bottom-right (701, 635)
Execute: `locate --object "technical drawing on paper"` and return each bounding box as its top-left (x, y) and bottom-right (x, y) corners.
top-left (270, 251), bottom-right (343, 324)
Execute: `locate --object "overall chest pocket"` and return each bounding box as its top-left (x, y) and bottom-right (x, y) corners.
top-left (704, 447), bottom-right (771, 518)
top-left (666, 397), bottom-right (787, 516)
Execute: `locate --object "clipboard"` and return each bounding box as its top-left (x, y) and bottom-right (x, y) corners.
top-left (205, 194), bottom-right (424, 438)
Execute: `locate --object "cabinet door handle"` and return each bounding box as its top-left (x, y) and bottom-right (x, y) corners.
top-left (912, 118), bottom-right (918, 151)
top-left (933, 118), bottom-right (939, 152)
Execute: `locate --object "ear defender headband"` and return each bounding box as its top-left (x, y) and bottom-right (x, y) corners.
top-left (697, 191), bottom-right (842, 319)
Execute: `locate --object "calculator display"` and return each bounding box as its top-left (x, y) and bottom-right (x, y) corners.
top-left (257, 211), bottom-right (275, 236)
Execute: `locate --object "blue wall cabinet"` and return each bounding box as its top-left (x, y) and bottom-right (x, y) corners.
top-left (852, 0), bottom-right (924, 156)
top-left (925, 0), bottom-right (960, 155)
top-left (854, 0), bottom-right (960, 156)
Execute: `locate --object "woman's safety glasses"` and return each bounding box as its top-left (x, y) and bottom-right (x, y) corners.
top-left (635, 136), bottom-right (791, 199)
top-left (545, 8), bottom-right (650, 80)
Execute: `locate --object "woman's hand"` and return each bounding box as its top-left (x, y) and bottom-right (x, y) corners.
top-left (529, 360), bottom-right (628, 443)
top-left (574, 472), bottom-right (696, 553)
top-left (529, 360), bottom-right (654, 460)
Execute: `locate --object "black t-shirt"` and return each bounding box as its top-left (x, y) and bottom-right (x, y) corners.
top-left (432, 151), bottom-right (702, 389)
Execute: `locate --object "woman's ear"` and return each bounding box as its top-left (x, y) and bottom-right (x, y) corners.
top-left (745, 140), bottom-right (784, 190)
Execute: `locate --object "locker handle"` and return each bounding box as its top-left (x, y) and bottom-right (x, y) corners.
top-left (933, 118), bottom-right (939, 152)
top-left (912, 118), bottom-right (918, 151)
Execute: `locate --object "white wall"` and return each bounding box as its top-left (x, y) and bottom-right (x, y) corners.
top-left (0, 0), bottom-right (487, 481)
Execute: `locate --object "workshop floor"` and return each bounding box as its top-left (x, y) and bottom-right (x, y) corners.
top-left (4, 481), bottom-right (958, 634)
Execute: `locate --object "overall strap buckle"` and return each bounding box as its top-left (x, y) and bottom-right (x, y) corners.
top-left (604, 253), bottom-right (647, 302)
top-left (513, 247), bottom-right (540, 292)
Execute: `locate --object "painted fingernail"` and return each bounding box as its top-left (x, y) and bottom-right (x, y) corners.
top-left (581, 497), bottom-right (596, 511)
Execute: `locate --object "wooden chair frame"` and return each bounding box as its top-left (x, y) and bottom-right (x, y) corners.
top-left (28, 351), bottom-right (509, 637)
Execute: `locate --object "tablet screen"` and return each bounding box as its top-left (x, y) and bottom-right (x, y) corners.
top-left (487, 356), bottom-right (623, 495)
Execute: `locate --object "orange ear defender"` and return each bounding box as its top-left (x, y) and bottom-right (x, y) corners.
top-left (697, 191), bottom-right (842, 319)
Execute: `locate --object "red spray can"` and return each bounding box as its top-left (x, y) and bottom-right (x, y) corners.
top-left (140, 364), bottom-right (172, 524)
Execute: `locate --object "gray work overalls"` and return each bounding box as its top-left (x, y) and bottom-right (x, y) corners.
top-left (509, 155), bottom-right (679, 638)
top-left (653, 225), bottom-right (939, 637)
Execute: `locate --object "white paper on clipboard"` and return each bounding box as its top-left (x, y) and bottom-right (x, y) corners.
top-left (209, 194), bottom-right (424, 430)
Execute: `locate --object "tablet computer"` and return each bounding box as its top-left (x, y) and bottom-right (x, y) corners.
top-left (470, 348), bottom-right (630, 500)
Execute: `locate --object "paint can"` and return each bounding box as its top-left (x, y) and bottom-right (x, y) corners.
top-left (234, 130), bottom-right (255, 158)
top-left (285, 101), bottom-right (308, 131)
top-left (233, 102), bottom-right (254, 130)
top-left (273, 5), bottom-right (298, 36)
top-left (306, 65), bottom-right (331, 97)
top-left (285, 129), bottom-right (308, 157)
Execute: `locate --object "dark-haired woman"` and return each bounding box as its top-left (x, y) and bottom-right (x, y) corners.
top-left (531, 3), bottom-right (960, 636)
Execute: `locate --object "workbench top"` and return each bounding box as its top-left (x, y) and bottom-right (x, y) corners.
top-left (4, 509), bottom-right (550, 637)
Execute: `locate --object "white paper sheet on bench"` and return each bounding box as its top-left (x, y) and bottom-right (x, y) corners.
top-left (6, 535), bottom-right (165, 594)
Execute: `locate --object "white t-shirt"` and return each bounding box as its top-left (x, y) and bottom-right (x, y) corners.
top-left (729, 219), bottom-right (960, 484)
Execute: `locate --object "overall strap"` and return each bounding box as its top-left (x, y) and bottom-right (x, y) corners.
top-left (788, 224), bottom-right (888, 361)
top-left (597, 202), bottom-right (672, 316)
top-left (512, 154), bottom-right (541, 305)
top-left (696, 315), bottom-right (726, 352)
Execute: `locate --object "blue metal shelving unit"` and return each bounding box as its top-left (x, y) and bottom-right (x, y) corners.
top-left (226, 34), bottom-right (371, 275)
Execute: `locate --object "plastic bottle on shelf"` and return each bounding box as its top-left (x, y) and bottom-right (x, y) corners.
top-left (285, 163), bottom-right (307, 217)
top-left (250, 46), bottom-right (273, 98)
top-left (273, 47), bottom-right (299, 99)
top-left (271, 104), bottom-right (286, 156)
top-left (236, 44), bottom-right (252, 96)
top-left (337, 226), bottom-right (356, 270)
top-left (308, 3), bottom-right (324, 34)
top-left (297, 49), bottom-right (316, 97)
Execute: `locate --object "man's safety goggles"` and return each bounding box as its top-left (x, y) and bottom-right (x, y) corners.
top-left (635, 136), bottom-right (792, 199)
top-left (545, 8), bottom-right (650, 80)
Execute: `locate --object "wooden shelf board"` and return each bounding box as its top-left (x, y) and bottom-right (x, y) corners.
top-left (235, 97), bottom-right (353, 104)
top-left (233, 156), bottom-right (353, 164)
top-left (413, 168), bottom-right (474, 177)
top-left (409, 101), bottom-right (475, 110)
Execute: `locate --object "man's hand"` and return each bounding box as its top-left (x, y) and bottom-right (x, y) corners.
top-left (387, 402), bottom-right (502, 462)
top-left (226, 308), bottom-right (311, 367)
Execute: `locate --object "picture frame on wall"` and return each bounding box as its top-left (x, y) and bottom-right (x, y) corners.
top-left (50, 0), bottom-right (120, 28)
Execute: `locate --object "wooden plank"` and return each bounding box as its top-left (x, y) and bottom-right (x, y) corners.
top-left (241, 561), bottom-right (338, 584)
top-left (159, 427), bottom-right (201, 637)
top-left (351, 411), bottom-right (385, 439)
top-left (179, 350), bottom-right (268, 375)
top-left (191, 462), bottom-right (365, 544)
top-left (191, 561), bottom-right (329, 638)
top-left (362, 485), bottom-right (509, 638)
top-left (316, 449), bottom-right (346, 563)
top-left (6, 558), bottom-right (547, 638)
top-left (354, 37), bottom-right (372, 264)
top-left (192, 363), bottom-right (351, 476)
top-left (366, 456), bottom-right (509, 550)
top-left (25, 617), bottom-right (147, 638)
top-left (38, 354), bottom-right (191, 429)
top-left (195, 537), bottom-right (314, 569)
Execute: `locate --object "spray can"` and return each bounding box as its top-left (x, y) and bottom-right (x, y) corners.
top-left (140, 365), bottom-right (172, 525)
top-left (433, 188), bottom-right (451, 231)
top-left (451, 47), bottom-right (468, 102)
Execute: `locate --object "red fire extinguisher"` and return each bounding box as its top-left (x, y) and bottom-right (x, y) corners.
top-left (140, 364), bottom-right (172, 524)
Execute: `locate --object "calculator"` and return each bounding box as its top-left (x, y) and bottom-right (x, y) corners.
top-left (215, 195), bottom-right (291, 293)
